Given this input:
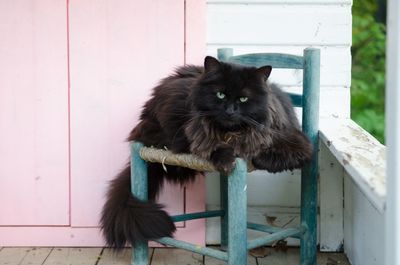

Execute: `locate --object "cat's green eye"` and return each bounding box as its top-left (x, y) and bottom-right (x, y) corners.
top-left (216, 92), bottom-right (226, 99)
top-left (239, 97), bottom-right (248, 103)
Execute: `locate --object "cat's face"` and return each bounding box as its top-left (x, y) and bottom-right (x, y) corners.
top-left (192, 56), bottom-right (272, 131)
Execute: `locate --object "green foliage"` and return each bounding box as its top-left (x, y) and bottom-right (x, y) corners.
top-left (351, 0), bottom-right (386, 143)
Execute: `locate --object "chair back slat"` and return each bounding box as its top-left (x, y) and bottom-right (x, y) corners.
top-left (288, 93), bottom-right (303, 107)
top-left (217, 48), bottom-right (320, 109)
top-left (229, 53), bottom-right (304, 69)
top-left (218, 48), bottom-right (303, 69)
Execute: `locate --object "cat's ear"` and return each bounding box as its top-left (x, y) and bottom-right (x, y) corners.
top-left (256, 66), bottom-right (272, 81)
top-left (204, 56), bottom-right (221, 73)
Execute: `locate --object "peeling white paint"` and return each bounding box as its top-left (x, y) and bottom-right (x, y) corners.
top-left (319, 118), bottom-right (386, 213)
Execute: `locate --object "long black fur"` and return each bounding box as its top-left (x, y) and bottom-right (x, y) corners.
top-left (100, 57), bottom-right (312, 249)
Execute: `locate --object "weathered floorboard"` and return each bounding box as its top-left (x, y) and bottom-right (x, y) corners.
top-left (204, 246), bottom-right (257, 265)
top-left (317, 252), bottom-right (351, 265)
top-left (97, 248), bottom-right (130, 265)
top-left (97, 248), bottom-right (154, 265)
top-left (151, 248), bottom-right (203, 265)
top-left (205, 254), bottom-right (257, 265)
top-left (42, 248), bottom-right (102, 265)
top-left (257, 248), bottom-right (350, 265)
top-left (20, 248), bottom-right (53, 265)
top-left (257, 248), bottom-right (299, 265)
top-left (0, 248), bottom-right (31, 265)
top-left (0, 247), bottom-right (351, 265)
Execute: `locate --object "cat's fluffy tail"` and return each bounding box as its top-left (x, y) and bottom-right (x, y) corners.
top-left (100, 166), bottom-right (176, 249)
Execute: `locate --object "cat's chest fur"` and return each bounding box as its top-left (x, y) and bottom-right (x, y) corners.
top-left (184, 117), bottom-right (272, 161)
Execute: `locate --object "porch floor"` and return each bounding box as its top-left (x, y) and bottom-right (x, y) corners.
top-left (0, 247), bottom-right (350, 265)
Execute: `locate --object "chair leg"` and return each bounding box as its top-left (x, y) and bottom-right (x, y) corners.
top-left (300, 163), bottom-right (318, 265)
top-left (131, 142), bottom-right (149, 265)
top-left (220, 173), bottom-right (228, 250)
top-left (133, 244), bottom-right (149, 265)
top-left (227, 159), bottom-right (248, 265)
top-left (300, 47), bottom-right (320, 265)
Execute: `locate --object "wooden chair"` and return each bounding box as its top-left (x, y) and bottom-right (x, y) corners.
top-left (130, 47), bottom-right (320, 265)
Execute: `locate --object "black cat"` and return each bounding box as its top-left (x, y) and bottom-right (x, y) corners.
top-left (100, 56), bottom-right (312, 248)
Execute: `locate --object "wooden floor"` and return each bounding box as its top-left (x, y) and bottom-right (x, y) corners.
top-left (0, 247), bottom-right (350, 265)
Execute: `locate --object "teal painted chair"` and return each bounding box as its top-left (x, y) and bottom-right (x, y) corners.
top-left (130, 48), bottom-right (320, 265)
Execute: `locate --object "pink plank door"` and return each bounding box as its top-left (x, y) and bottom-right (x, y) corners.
top-left (0, 0), bottom-right (69, 226)
top-left (0, 0), bottom-right (206, 246)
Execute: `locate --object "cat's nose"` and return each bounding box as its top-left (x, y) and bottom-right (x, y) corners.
top-left (225, 104), bottom-right (235, 115)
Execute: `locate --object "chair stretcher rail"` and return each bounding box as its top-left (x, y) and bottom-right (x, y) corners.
top-left (171, 210), bottom-right (225, 222)
top-left (156, 237), bottom-right (228, 261)
top-left (247, 227), bottom-right (304, 250)
top-left (247, 222), bottom-right (301, 239)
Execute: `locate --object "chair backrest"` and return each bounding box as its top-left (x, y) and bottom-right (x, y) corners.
top-left (216, 48), bottom-right (320, 143)
top-left (217, 48), bottom-right (321, 261)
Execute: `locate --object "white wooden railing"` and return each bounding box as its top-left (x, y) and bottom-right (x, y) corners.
top-left (318, 117), bottom-right (386, 265)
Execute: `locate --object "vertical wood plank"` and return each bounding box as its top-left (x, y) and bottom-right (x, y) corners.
top-left (319, 142), bottom-right (344, 252)
top-left (157, 182), bottom-right (185, 228)
top-left (185, 0), bottom-right (206, 64)
top-left (69, 0), bottom-right (185, 227)
top-left (178, 175), bottom-right (206, 245)
top-left (0, 0), bottom-right (69, 226)
top-left (184, 0), bottom-right (208, 246)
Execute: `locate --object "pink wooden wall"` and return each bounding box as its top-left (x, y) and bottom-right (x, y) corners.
top-left (0, 0), bottom-right (206, 246)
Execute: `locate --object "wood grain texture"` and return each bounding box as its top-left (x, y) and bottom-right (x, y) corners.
top-left (204, 246), bottom-right (257, 265)
top-left (257, 248), bottom-right (350, 265)
top-left (228, 53), bottom-right (304, 69)
top-left (185, 0), bottom-right (207, 64)
top-left (42, 248), bottom-right (102, 265)
top-left (0, 247), bottom-right (351, 265)
top-left (319, 118), bottom-right (386, 212)
top-left (0, 227), bottom-right (104, 247)
top-left (227, 159), bottom-right (248, 264)
top-left (208, 46), bottom-right (351, 88)
top-left (151, 248), bottom-right (203, 265)
top-left (0, 248), bottom-right (30, 265)
top-left (344, 176), bottom-right (384, 265)
top-left (69, 0), bottom-right (184, 227)
top-left (97, 248), bottom-right (154, 265)
top-left (0, 0), bottom-right (69, 226)
top-left (97, 248), bottom-right (130, 265)
top-left (319, 143), bottom-right (344, 252)
top-left (208, 0), bottom-right (351, 4)
top-left (131, 142), bottom-right (149, 265)
top-left (300, 48), bottom-right (320, 265)
top-left (207, 4), bottom-right (351, 45)
top-left (20, 248), bottom-right (53, 265)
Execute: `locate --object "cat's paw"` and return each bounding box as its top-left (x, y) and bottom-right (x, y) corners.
top-left (252, 147), bottom-right (312, 173)
top-left (210, 146), bottom-right (236, 175)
